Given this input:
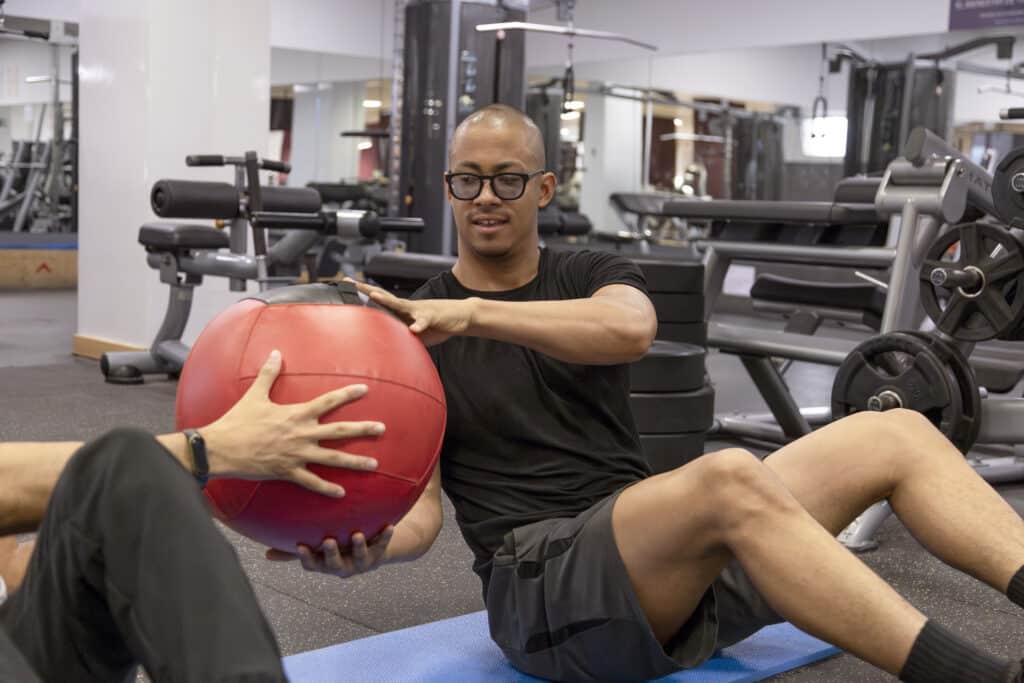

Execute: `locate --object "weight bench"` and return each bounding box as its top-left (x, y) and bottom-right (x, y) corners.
top-left (282, 611), bottom-right (840, 683)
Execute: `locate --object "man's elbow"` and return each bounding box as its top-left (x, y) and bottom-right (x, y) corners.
top-left (620, 312), bottom-right (657, 362)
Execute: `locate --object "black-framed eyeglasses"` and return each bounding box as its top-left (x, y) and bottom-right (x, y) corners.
top-left (445, 170), bottom-right (545, 201)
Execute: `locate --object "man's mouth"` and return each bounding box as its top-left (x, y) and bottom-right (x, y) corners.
top-left (471, 217), bottom-right (509, 232)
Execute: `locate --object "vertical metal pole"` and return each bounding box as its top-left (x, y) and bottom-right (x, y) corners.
top-left (879, 200), bottom-right (918, 333)
top-left (229, 166), bottom-right (247, 292)
top-left (388, 0), bottom-right (407, 218)
top-left (642, 94), bottom-right (652, 189)
top-left (897, 53), bottom-right (916, 154)
top-left (442, 0), bottom-right (462, 256)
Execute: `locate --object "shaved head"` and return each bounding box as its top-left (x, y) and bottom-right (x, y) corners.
top-left (449, 104), bottom-right (546, 170)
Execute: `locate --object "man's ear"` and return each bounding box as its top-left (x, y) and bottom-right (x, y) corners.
top-left (537, 172), bottom-right (558, 208)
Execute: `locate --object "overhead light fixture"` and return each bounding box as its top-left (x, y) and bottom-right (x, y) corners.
top-left (362, 99), bottom-right (383, 108)
top-left (673, 118), bottom-right (683, 126)
top-left (560, 110), bottom-right (581, 121)
top-left (293, 84), bottom-right (313, 93)
top-left (564, 100), bottom-right (585, 110)
top-left (357, 141), bottom-right (374, 150)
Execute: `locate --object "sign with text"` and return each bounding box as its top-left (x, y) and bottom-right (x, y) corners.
top-left (950, 0), bottom-right (1024, 29)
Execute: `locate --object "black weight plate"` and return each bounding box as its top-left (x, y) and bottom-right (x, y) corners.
top-left (631, 384), bottom-right (715, 434)
top-left (640, 432), bottom-right (707, 474)
top-left (919, 222), bottom-right (1024, 341)
top-left (650, 292), bottom-right (705, 323)
top-left (831, 333), bottom-right (964, 444)
top-left (901, 331), bottom-right (982, 453)
top-left (632, 258), bottom-right (704, 293)
top-left (993, 147), bottom-right (1024, 228)
top-left (657, 321), bottom-right (707, 346)
top-left (630, 341), bottom-right (706, 392)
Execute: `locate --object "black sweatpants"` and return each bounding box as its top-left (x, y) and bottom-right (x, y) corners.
top-left (0, 428), bottom-right (287, 683)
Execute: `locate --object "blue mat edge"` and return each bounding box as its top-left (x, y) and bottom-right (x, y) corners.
top-left (282, 611), bottom-right (841, 682)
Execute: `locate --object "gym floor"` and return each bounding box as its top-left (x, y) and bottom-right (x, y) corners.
top-left (4, 289), bottom-right (1024, 682)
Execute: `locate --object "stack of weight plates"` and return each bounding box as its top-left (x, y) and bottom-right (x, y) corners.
top-left (633, 258), bottom-right (706, 345)
top-left (629, 259), bottom-right (713, 473)
top-left (630, 341), bottom-right (714, 473)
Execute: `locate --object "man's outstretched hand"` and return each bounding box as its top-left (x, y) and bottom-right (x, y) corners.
top-left (348, 279), bottom-right (474, 347)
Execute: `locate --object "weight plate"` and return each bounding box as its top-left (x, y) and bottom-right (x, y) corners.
top-left (901, 331), bottom-right (981, 453)
top-left (632, 258), bottom-right (705, 293)
top-left (831, 332), bottom-right (965, 445)
top-left (993, 148), bottom-right (1024, 228)
top-left (631, 384), bottom-right (715, 434)
top-left (657, 321), bottom-right (707, 346)
top-left (649, 292), bottom-right (705, 323)
top-left (919, 222), bottom-right (1024, 341)
top-left (640, 432), bottom-right (707, 474)
top-left (630, 341), bottom-right (706, 392)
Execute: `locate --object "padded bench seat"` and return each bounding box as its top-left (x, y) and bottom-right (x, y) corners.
top-left (750, 274), bottom-right (885, 320)
top-left (138, 222), bottom-right (230, 250)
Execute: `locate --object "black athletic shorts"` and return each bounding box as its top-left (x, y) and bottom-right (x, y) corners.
top-left (484, 488), bottom-right (782, 683)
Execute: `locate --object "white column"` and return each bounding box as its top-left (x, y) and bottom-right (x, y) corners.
top-left (77, 0), bottom-right (271, 349)
top-left (579, 93), bottom-right (644, 233)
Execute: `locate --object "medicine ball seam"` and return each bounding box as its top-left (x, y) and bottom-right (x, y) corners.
top-left (237, 373), bottom-right (447, 408)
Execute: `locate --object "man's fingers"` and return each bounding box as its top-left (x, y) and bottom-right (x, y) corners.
top-left (312, 420), bottom-right (385, 443)
top-left (409, 315), bottom-right (431, 334)
top-left (289, 467), bottom-right (346, 498)
top-left (249, 350), bottom-right (283, 398)
top-left (320, 538), bottom-right (347, 572)
top-left (296, 544), bottom-right (323, 573)
top-left (351, 532), bottom-right (369, 564)
top-left (303, 446), bottom-right (379, 472)
top-left (302, 384), bottom-right (368, 418)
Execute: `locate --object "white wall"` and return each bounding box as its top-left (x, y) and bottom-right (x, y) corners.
top-left (78, 0), bottom-right (272, 349)
top-left (269, 0), bottom-right (394, 58)
top-left (3, 0), bottom-right (79, 22)
top-left (579, 93), bottom-right (644, 232)
top-left (271, 47), bottom-right (384, 85)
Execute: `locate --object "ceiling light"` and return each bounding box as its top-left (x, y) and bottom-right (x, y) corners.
top-left (564, 100), bottom-right (585, 110)
top-left (357, 141), bottom-right (374, 150)
top-left (560, 110), bottom-right (581, 121)
top-left (673, 118), bottom-right (683, 126)
top-left (362, 99), bottom-right (383, 108)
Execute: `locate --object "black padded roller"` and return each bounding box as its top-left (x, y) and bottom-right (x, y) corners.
top-left (630, 384), bottom-right (715, 434)
top-left (650, 292), bottom-right (705, 323)
top-left (630, 341), bottom-right (706, 392)
top-left (151, 180), bottom-right (239, 219)
top-left (656, 321), bottom-right (707, 346)
top-left (262, 186), bottom-right (322, 213)
top-left (640, 432), bottom-right (707, 474)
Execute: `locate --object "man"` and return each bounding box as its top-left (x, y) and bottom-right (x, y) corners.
top-left (0, 350), bottom-right (385, 683)
top-left (286, 104), bottom-right (1024, 683)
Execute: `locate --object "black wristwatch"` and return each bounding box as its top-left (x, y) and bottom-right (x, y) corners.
top-left (183, 429), bottom-right (210, 488)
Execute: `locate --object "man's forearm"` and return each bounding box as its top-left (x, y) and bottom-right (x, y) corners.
top-left (466, 295), bottom-right (655, 364)
top-left (0, 433), bottom-right (193, 535)
top-left (384, 498), bottom-right (442, 564)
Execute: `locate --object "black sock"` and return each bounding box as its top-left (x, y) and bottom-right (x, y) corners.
top-left (1007, 566), bottom-right (1024, 609)
top-left (899, 620), bottom-right (1016, 683)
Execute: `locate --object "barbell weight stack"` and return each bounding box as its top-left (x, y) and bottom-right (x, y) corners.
top-left (919, 222), bottom-right (1024, 342)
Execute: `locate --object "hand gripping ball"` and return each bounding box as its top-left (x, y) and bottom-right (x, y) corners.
top-left (175, 282), bottom-right (446, 552)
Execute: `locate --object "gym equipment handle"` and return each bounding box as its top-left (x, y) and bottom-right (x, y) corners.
top-left (1001, 108), bottom-right (1024, 120)
top-left (186, 155), bottom-right (226, 167)
top-left (249, 210), bottom-right (426, 238)
top-left (185, 154), bottom-right (292, 174)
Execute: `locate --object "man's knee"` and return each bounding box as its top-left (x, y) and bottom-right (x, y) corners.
top-left (675, 449), bottom-right (797, 529)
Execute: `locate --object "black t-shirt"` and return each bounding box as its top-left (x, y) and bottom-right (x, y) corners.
top-left (412, 248), bottom-right (651, 581)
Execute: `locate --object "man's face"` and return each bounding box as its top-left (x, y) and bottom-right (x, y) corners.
top-left (446, 122), bottom-right (555, 258)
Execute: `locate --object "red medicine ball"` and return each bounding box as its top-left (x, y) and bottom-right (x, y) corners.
top-left (175, 283), bottom-right (446, 552)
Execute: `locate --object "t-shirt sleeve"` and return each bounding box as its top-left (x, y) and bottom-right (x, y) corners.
top-left (570, 250), bottom-right (648, 298)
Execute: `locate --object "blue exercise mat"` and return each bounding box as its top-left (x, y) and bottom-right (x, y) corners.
top-left (282, 611), bottom-right (840, 683)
